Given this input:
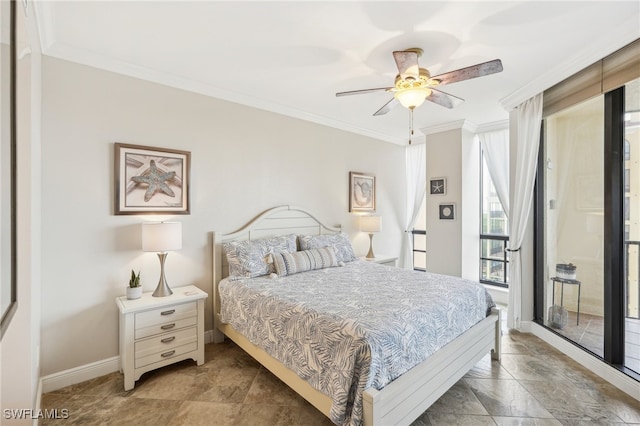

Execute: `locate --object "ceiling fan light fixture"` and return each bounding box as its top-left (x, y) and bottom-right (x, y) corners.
top-left (394, 87), bottom-right (431, 109)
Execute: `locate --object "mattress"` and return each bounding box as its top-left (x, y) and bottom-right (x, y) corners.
top-left (219, 260), bottom-right (495, 426)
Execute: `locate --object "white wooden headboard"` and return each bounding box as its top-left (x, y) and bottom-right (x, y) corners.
top-left (211, 205), bottom-right (341, 341)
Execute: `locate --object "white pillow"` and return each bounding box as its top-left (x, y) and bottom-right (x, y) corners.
top-left (222, 234), bottom-right (297, 278)
top-left (298, 232), bottom-right (356, 263)
top-left (272, 247), bottom-right (339, 277)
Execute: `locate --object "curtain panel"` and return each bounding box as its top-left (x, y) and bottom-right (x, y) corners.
top-left (479, 129), bottom-right (510, 218)
top-left (401, 143), bottom-right (426, 269)
top-left (508, 93), bottom-right (543, 329)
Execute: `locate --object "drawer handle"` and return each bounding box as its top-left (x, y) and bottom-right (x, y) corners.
top-left (161, 323), bottom-right (176, 330)
top-left (161, 336), bottom-right (176, 344)
top-left (161, 309), bottom-right (176, 316)
top-left (161, 350), bottom-right (176, 358)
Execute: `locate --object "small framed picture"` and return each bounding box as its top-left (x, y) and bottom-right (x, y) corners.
top-left (430, 177), bottom-right (446, 195)
top-left (349, 172), bottom-right (376, 212)
top-left (439, 203), bottom-right (455, 220)
top-left (114, 143), bottom-right (191, 215)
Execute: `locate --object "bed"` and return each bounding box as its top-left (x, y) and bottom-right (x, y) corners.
top-left (212, 205), bottom-right (501, 426)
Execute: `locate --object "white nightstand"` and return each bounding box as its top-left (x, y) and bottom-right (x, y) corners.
top-left (359, 254), bottom-right (398, 267)
top-left (116, 284), bottom-right (208, 391)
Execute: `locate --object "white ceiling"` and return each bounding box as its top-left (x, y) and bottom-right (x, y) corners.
top-left (33, 1), bottom-right (640, 144)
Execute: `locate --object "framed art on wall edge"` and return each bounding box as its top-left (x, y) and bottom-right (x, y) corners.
top-left (439, 203), bottom-right (455, 220)
top-left (349, 172), bottom-right (376, 212)
top-left (429, 177), bottom-right (446, 195)
top-left (114, 143), bottom-right (191, 215)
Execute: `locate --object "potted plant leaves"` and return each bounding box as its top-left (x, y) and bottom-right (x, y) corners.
top-left (126, 270), bottom-right (142, 300)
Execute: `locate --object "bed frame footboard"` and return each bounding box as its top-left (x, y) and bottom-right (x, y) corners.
top-left (362, 307), bottom-right (502, 426)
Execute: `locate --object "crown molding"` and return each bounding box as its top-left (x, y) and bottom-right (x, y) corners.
top-left (39, 40), bottom-right (406, 146)
top-left (500, 21), bottom-right (640, 110)
top-left (420, 119), bottom-right (478, 136)
top-left (476, 120), bottom-right (509, 134)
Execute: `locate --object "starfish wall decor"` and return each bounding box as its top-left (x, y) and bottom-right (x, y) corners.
top-left (131, 160), bottom-right (177, 202)
top-left (114, 143), bottom-right (190, 215)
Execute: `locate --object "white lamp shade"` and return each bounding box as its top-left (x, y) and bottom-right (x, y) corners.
top-left (142, 222), bottom-right (182, 252)
top-left (360, 215), bottom-right (381, 233)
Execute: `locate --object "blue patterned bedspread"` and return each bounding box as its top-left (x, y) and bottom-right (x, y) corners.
top-left (219, 260), bottom-right (495, 426)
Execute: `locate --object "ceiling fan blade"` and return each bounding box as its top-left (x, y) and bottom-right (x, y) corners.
top-left (373, 98), bottom-right (399, 116)
top-left (426, 88), bottom-right (465, 109)
top-left (431, 59), bottom-right (503, 86)
top-left (336, 87), bottom-right (393, 97)
top-left (393, 50), bottom-right (420, 80)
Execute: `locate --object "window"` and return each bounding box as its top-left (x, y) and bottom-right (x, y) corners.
top-left (480, 150), bottom-right (509, 287)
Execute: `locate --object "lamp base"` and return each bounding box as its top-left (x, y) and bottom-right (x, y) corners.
top-left (152, 252), bottom-right (173, 297)
top-left (366, 233), bottom-right (375, 259)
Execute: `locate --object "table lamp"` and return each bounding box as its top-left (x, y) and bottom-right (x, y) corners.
top-left (360, 215), bottom-right (381, 259)
top-left (142, 221), bottom-right (182, 297)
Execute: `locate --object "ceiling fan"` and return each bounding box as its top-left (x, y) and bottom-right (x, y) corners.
top-left (336, 48), bottom-right (503, 142)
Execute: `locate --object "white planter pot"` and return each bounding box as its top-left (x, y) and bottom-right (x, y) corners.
top-left (126, 286), bottom-right (143, 300)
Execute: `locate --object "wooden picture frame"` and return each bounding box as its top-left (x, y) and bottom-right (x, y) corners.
top-left (114, 143), bottom-right (191, 215)
top-left (430, 177), bottom-right (446, 195)
top-left (349, 172), bottom-right (375, 212)
top-left (439, 203), bottom-right (456, 220)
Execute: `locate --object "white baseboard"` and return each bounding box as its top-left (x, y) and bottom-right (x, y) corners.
top-left (521, 321), bottom-right (640, 401)
top-left (40, 356), bottom-right (120, 393)
top-left (41, 333), bottom-right (220, 394)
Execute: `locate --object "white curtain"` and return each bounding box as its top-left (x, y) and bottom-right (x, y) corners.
top-left (401, 143), bottom-right (426, 269)
top-left (508, 93), bottom-right (543, 329)
top-left (479, 129), bottom-right (510, 218)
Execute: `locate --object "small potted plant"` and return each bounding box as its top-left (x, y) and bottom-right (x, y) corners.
top-left (126, 270), bottom-right (142, 300)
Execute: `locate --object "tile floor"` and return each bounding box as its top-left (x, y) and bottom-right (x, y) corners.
top-left (40, 330), bottom-right (640, 425)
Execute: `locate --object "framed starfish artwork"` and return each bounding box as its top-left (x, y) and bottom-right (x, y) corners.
top-left (114, 143), bottom-right (191, 215)
top-left (429, 177), bottom-right (446, 195)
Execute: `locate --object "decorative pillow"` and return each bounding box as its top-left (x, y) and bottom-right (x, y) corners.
top-left (222, 234), bottom-right (297, 278)
top-left (272, 247), bottom-right (338, 277)
top-left (298, 232), bottom-right (357, 263)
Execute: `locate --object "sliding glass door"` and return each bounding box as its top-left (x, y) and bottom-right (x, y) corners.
top-left (542, 95), bottom-right (605, 356)
top-left (537, 75), bottom-right (640, 376)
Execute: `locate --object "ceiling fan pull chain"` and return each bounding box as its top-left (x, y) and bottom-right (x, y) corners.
top-left (408, 107), bottom-right (414, 145)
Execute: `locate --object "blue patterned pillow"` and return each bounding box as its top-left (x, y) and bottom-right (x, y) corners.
top-left (272, 247), bottom-right (339, 277)
top-left (223, 234), bottom-right (297, 278)
top-left (298, 232), bottom-right (356, 262)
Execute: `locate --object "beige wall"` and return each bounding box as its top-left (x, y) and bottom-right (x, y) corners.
top-left (424, 126), bottom-right (480, 279)
top-left (425, 129), bottom-right (463, 276)
top-left (38, 57), bottom-right (406, 377)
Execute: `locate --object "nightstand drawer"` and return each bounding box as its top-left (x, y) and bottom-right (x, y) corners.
top-left (135, 341), bottom-right (198, 368)
top-left (135, 316), bottom-right (197, 340)
top-left (135, 301), bottom-right (196, 329)
top-left (117, 285), bottom-right (208, 391)
top-left (135, 326), bottom-right (198, 359)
